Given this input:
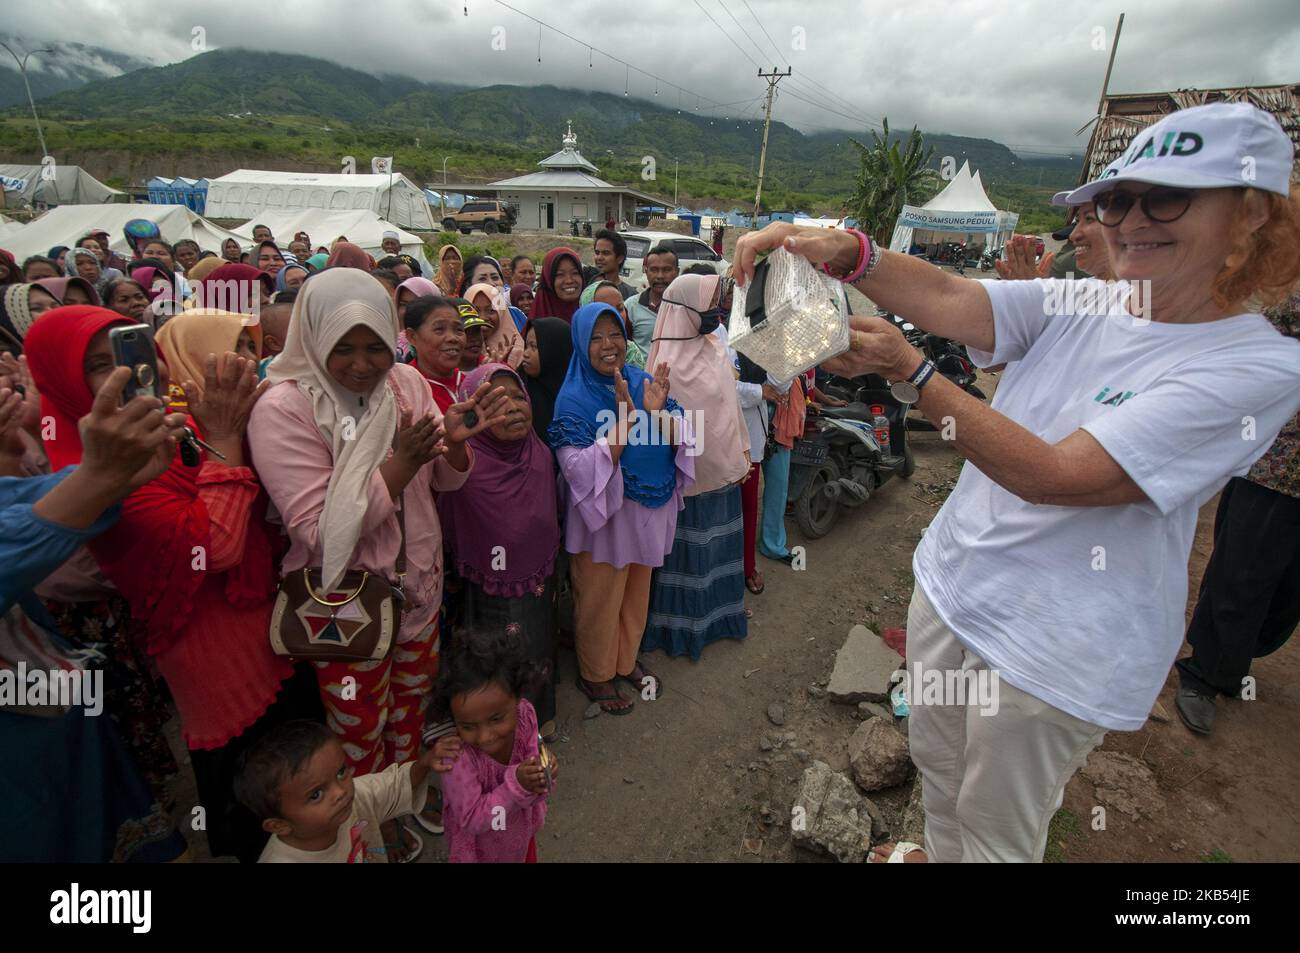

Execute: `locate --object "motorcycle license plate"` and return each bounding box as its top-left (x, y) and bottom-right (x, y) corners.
top-left (792, 442), bottom-right (827, 466)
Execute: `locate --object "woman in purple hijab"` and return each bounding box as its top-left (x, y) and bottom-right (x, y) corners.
top-left (438, 362), bottom-right (561, 737)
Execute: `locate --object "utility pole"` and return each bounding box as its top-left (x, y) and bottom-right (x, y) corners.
top-left (441, 156), bottom-right (450, 222)
top-left (0, 42), bottom-right (53, 158)
top-left (1079, 13), bottom-right (1125, 186)
top-left (752, 67), bottom-right (791, 220)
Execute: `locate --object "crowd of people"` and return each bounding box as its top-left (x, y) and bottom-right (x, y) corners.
top-left (1, 101), bottom-right (1298, 865)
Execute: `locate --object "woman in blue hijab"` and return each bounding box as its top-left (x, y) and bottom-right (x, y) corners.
top-left (549, 302), bottom-right (695, 714)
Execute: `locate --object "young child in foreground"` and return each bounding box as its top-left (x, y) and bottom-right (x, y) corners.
top-left (434, 627), bottom-right (558, 862)
top-left (235, 720), bottom-right (461, 863)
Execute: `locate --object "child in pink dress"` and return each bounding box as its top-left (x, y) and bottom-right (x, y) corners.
top-left (434, 629), bottom-right (557, 862)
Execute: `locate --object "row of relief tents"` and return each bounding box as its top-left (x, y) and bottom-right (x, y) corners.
top-left (2, 163), bottom-right (443, 230)
top-left (0, 165), bottom-right (434, 269)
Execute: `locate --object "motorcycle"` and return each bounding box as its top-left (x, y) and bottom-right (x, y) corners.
top-left (979, 247), bottom-right (1000, 271)
top-left (881, 310), bottom-right (986, 406)
top-left (787, 383), bottom-right (915, 539)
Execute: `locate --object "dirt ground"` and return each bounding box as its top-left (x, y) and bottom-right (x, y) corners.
top-left (166, 276), bottom-right (1299, 864)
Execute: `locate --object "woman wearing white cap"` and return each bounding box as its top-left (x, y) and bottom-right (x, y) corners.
top-left (734, 102), bottom-right (1300, 863)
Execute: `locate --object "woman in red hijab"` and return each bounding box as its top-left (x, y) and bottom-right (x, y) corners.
top-left (0, 249), bottom-right (18, 286)
top-left (528, 246), bottom-right (584, 323)
top-left (25, 305), bottom-right (325, 863)
top-left (195, 263), bottom-right (274, 315)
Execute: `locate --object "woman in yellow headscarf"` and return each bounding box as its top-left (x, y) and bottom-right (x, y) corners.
top-left (154, 309), bottom-right (261, 412)
top-left (434, 244), bottom-right (463, 296)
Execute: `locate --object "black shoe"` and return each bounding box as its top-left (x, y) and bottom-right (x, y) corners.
top-left (1175, 687), bottom-right (1216, 736)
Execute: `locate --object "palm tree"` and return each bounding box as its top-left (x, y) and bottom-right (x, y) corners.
top-left (847, 119), bottom-right (936, 242)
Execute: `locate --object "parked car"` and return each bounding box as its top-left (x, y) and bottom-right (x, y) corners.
top-left (621, 230), bottom-right (729, 292)
top-left (442, 201), bottom-right (517, 234)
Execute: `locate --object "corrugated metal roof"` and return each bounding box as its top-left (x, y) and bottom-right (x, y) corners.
top-left (537, 147), bottom-right (599, 174)
top-left (489, 170), bottom-right (615, 189)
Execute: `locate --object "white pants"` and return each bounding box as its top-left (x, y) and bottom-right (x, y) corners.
top-left (907, 584), bottom-right (1106, 862)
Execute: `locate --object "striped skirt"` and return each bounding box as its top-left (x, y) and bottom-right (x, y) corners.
top-left (642, 485), bottom-right (748, 660)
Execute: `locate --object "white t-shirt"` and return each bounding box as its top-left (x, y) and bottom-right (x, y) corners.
top-left (258, 760), bottom-right (428, 863)
top-left (914, 278), bottom-right (1300, 731)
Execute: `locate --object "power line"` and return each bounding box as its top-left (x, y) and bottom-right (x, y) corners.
top-left (743, 0), bottom-right (786, 63)
top-left (696, 0), bottom-right (884, 135)
top-left (733, 0), bottom-right (886, 127)
top-left (720, 0), bottom-right (880, 129)
top-left (717, 0), bottom-right (772, 67)
top-left (692, 0), bottom-right (762, 69)
top-left (491, 0), bottom-right (733, 112)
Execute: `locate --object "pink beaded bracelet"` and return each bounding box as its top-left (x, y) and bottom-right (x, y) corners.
top-left (821, 228), bottom-right (872, 283)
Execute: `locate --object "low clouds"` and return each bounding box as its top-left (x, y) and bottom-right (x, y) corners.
top-left (5, 0), bottom-right (1297, 153)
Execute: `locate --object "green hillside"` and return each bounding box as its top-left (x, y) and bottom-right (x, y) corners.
top-left (1, 48), bottom-right (1081, 232)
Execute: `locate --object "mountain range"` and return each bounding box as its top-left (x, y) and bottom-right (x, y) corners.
top-left (0, 46), bottom-right (1080, 227)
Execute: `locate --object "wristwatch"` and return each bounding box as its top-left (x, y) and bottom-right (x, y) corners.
top-left (890, 358), bottom-right (937, 405)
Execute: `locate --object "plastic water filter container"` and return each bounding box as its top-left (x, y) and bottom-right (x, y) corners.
top-left (728, 246), bottom-right (850, 383)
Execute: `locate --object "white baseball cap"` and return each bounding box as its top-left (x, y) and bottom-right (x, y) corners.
top-left (1064, 102), bottom-right (1294, 205)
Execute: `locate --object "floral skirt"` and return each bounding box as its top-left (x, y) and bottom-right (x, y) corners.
top-left (44, 595), bottom-right (178, 799)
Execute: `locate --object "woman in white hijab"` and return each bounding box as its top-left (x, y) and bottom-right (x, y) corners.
top-left (248, 267), bottom-right (508, 861)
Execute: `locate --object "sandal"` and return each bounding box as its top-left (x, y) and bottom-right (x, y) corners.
top-left (576, 676), bottom-right (634, 715)
top-left (382, 818), bottom-right (424, 863)
top-left (746, 571), bottom-right (765, 594)
top-left (618, 663), bottom-right (663, 699)
top-left (868, 841), bottom-right (926, 863)
top-left (412, 788), bottom-right (444, 835)
top-left (745, 607), bottom-right (754, 619)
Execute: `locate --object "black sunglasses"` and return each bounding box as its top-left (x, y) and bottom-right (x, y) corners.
top-left (1093, 186), bottom-right (1195, 227)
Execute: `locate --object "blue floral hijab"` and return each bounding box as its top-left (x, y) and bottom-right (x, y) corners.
top-left (548, 302), bottom-right (680, 508)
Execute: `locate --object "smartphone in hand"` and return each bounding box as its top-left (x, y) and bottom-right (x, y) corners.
top-left (108, 324), bottom-right (159, 405)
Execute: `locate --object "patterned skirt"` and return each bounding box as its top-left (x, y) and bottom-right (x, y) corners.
top-left (43, 595), bottom-right (178, 799)
top-left (642, 485), bottom-right (748, 660)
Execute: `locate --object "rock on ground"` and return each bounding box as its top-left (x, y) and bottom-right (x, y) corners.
top-left (827, 625), bottom-right (904, 704)
top-left (1080, 750), bottom-right (1166, 821)
top-left (791, 761), bottom-right (879, 863)
top-left (897, 774), bottom-right (925, 847)
top-left (848, 718), bottom-right (913, 792)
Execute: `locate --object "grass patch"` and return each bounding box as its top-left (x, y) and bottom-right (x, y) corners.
top-left (1200, 848), bottom-right (1233, 863)
top-left (1044, 807), bottom-right (1081, 863)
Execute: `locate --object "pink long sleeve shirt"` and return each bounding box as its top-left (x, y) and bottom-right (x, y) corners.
top-left (554, 417), bottom-right (696, 570)
top-left (442, 698), bottom-right (548, 863)
top-left (249, 362), bottom-right (472, 643)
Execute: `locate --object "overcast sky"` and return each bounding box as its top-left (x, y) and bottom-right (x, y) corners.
top-left (6, 0), bottom-right (1299, 154)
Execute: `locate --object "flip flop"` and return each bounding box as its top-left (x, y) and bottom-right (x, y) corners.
top-left (576, 676), bottom-right (634, 715)
top-left (383, 819), bottom-right (424, 863)
top-left (869, 841), bottom-right (925, 863)
top-left (618, 663), bottom-right (663, 698)
top-left (412, 789), bottom-right (444, 835)
top-left (746, 572), bottom-right (765, 594)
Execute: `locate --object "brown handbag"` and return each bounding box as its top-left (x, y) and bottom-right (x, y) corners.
top-left (269, 487), bottom-right (408, 663)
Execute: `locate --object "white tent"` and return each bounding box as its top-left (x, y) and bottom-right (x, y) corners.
top-left (230, 209), bottom-right (431, 274)
top-left (0, 163), bottom-right (123, 209)
top-left (0, 204), bottom-right (246, 262)
top-left (888, 161), bottom-right (1018, 257)
top-left (205, 169), bottom-right (434, 230)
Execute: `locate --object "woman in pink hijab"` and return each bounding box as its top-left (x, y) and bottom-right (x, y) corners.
top-left (395, 276), bottom-right (439, 362)
top-left (466, 281), bottom-right (524, 369)
top-left (642, 272), bottom-right (751, 660)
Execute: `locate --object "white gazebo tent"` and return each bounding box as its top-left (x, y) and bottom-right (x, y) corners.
top-left (204, 169), bottom-right (434, 230)
top-left (888, 161), bottom-right (1018, 258)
